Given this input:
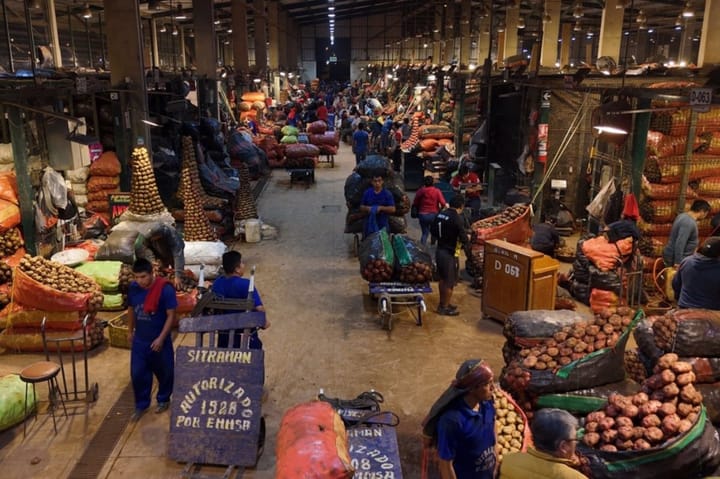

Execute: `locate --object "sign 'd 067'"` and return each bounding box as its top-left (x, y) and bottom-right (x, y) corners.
top-left (495, 260), bottom-right (520, 278)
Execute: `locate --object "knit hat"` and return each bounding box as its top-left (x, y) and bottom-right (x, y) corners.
top-left (699, 237), bottom-right (720, 258)
top-left (622, 193), bottom-right (640, 221)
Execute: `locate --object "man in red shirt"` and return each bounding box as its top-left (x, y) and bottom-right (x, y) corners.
top-left (413, 176), bottom-right (448, 245)
top-left (316, 100), bottom-right (329, 123)
top-left (451, 164), bottom-right (482, 218)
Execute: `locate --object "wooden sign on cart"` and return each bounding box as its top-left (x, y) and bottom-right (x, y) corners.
top-left (168, 312), bottom-right (266, 467)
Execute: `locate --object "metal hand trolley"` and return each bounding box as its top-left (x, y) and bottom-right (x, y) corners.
top-left (41, 314), bottom-right (99, 404)
top-left (369, 281), bottom-right (431, 331)
top-left (170, 292), bottom-right (267, 479)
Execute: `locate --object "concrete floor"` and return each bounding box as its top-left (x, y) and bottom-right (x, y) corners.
top-left (0, 144), bottom-right (515, 478)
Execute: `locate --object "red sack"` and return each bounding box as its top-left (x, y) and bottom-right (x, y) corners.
top-left (590, 288), bottom-right (619, 313)
top-left (89, 151), bottom-right (121, 176)
top-left (0, 199), bottom-right (20, 234)
top-left (420, 138), bottom-right (439, 151)
top-left (87, 175), bottom-right (120, 193)
top-left (176, 289), bottom-right (198, 315)
top-left (581, 236), bottom-right (634, 271)
top-left (472, 206), bottom-right (533, 246)
top-left (285, 143), bottom-right (320, 159)
top-left (275, 401), bottom-right (354, 479)
top-left (307, 120), bottom-right (328, 134)
top-left (0, 172), bottom-right (18, 204)
top-left (3, 247), bottom-right (26, 267)
top-left (12, 268), bottom-right (97, 312)
top-left (309, 132), bottom-right (340, 146)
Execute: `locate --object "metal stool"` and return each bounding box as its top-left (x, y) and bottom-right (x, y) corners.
top-left (19, 360), bottom-right (67, 436)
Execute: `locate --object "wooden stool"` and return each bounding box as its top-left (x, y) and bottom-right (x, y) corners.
top-left (19, 360), bottom-right (67, 436)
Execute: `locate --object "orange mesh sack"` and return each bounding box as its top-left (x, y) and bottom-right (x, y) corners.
top-left (12, 268), bottom-right (97, 312)
top-left (89, 151), bottom-right (121, 176)
top-left (275, 401), bottom-right (354, 479)
top-left (87, 175), bottom-right (120, 193)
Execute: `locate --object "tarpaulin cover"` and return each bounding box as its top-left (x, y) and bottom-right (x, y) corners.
top-left (95, 230), bottom-right (142, 264)
top-left (503, 309), bottom-right (592, 343)
top-left (653, 309), bottom-right (720, 357)
top-left (0, 374), bottom-right (35, 431)
top-left (275, 401), bottom-right (354, 479)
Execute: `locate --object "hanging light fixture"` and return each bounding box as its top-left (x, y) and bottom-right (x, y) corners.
top-left (682, 1), bottom-right (694, 17)
top-left (82, 3), bottom-right (92, 19)
top-left (573, 2), bottom-right (584, 18)
top-left (188, 29), bottom-right (195, 38)
top-left (638, 20), bottom-right (648, 30)
top-left (675, 14), bottom-right (683, 26)
top-left (159, 23), bottom-right (167, 33)
top-left (497, 20), bottom-right (506, 32)
top-left (29, 0), bottom-right (42, 9)
top-left (175, 6), bottom-right (187, 20)
top-left (172, 24), bottom-right (179, 36)
top-left (517, 16), bottom-right (526, 29)
top-left (573, 20), bottom-right (582, 31)
top-left (542, 12), bottom-right (552, 23)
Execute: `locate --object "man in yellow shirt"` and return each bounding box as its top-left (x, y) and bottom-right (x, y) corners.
top-left (499, 408), bottom-right (587, 479)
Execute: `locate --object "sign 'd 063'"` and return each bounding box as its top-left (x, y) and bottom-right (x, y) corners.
top-left (495, 259), bottom-right (520, 278)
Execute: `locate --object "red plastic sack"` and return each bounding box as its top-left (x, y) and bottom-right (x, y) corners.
top-left (0, 199), bottom-right (20, 234)
top-left (89, 151), bottom-right (121, 176)
top-left (3, 303), bottom-right (88, 331)
top-left (0, 172), bottom-right (18, 204)
top-left (590, 288), bottom-right (619, 313)
top-left (420, 138), bottom-right (439, 151)
top-left (307, 120), bottom-right (328, 134)
top-left (176, 289), bottom-right (198, 315)
top-left (285, 143), bottom-right (320, 159)
top-left (275, 401), bottom-right (354, 479)
top-left (472, 206), bottom-right (533, 246)
top-left (11, 268), bottom-right (97, 312)
top-left (581, 236), bottom-right (634, 271)
top-left (309, 132), bottom-right (340, 146)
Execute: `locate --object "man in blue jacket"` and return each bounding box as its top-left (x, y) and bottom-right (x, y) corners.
top-left (672, 236), bottom-right (720, 310)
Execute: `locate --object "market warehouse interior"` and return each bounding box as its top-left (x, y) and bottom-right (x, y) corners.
top-left (0, 0), bottom-right (720, 478)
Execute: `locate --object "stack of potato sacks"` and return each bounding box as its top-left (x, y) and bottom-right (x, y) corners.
top-left (238, 91), bottom-right (266, 124)
top-left (86, 151), bottom-right (122, 220)
top-left (412, 124), bottom-right (454, 163)
top-left (254, 135), bottom-right (285, 169)
top-left (284, 143), bottom-right (320, 170)
top-left (66, 166), bottom-right (89, 209)
top-left (307, 120), bottom-right (340, 157)
top-left (128, 145), bottom-right (167, 216)
top-left (176, 136), bottom-right (228, 235)
top-left (634, 309), bottom-right (720, 427)
top-left (0, 255), bottom-right (104, 352)
top-left (639, 104), bottom-right (720, 274)
top-left (179, 136), bottom-right (218, 242)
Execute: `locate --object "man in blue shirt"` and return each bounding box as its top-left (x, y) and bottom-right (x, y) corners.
top-left (422, 360), bottom-right (497, 479)
top-left (211, 250), bottom-right (266, 349)
top-left (126, 258), bottom-right (177, 419)
top-left (663, 199), bottom-right (711, 267)
top-left (360, 175), bottom-right (396, 238)
top-left (352, 122), bottom-right (369, 166)
top-left (672, 236), bottom-right (720, 310)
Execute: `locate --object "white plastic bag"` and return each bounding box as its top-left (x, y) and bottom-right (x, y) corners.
top-left (183, 241), bottom-right (227, 266)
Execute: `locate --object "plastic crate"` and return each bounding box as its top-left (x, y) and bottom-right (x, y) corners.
top-left (108, 314), bottom-right (130, 349)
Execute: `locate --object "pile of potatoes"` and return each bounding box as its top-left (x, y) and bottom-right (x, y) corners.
top-left (0, 228), bottom-right (22, 257)
top-left (494, 389), bottom-right (527, 462)
top-left (18, 254), bottom-right (104, 310)
top-left (582, 353), bottom-right (703, 451)
top-left (517, 306), bottom-right (635, 372)
top-left (160, 270), bottom-right (198, 293)
top-left (398, 261), bottom-right (433, 284)
top-left (129, 146), bottom-right (166, 216)
top-left (119, 264), bottom-right (133, 293)
top-left (471, 204), bottom-right (527, 231)
top-left (0, 261), bottom-right (12, 285)
top-left (179, 137), bottom-right (218, 242)
top-left (361, 258), bottom-right (394, 282)
top-left (651, 314), bottom-right (678, 351)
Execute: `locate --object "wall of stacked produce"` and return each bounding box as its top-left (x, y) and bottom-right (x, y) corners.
top-left (640, 105), bottom-right (720, 288)
top-left (128, 146), bottom-right (167, 216)
top-left (403, 123), bottom-right (454, 160)
top-left (344, 156), bottom-right (409, 235)
top-left (179, 137), bottom-right (219, 241)
top-left (0, 255), bottom-right (104, 352)
top-left (577, 352), bottom-right (720, 479)
top-left (501, 307), bottom-right (639, 417)
top-left (85, 151), bottom-right (122, 218)
top-left (634, 309), bottom-right (720, 427)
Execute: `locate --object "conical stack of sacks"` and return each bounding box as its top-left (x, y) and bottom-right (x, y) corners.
top-left (128, 146), bottom-right (166, 215)
top-left (180, 136), bottom-right (218, 241)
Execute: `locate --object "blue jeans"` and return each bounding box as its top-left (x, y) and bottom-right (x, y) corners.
top-left (131, 336), bottom-right (174, 410)
top-left (418, 212), bottom-right (437, 245)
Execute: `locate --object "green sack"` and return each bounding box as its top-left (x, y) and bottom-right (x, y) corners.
top-left (281, 125), bottom-right (299, 137)
top-left (280, 135), bottom-right (298, 144)
top-left (102, 293), bottom-right (125, 309)
top-left (0, 374), bottom-right (36, 431)
top-left (76, 261), bottom-right (123, 292)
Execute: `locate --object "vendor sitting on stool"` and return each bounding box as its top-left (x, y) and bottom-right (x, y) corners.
top-left (360, 175), bottom-right (396, 238)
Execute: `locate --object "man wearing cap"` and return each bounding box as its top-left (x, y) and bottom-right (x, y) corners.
top-left (422, 360), bottom-right (497, 479)
top-left (672, 236), bottom-right (720, 310)
top-left (498, 408), bottom-right (587, 479)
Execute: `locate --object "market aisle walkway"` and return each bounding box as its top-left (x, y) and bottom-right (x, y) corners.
top-left (0, 143), bottom-right (505, 478)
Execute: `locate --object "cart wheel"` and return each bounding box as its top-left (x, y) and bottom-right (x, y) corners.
top-left (378, 294), bottom-right (392, 331)
top-left (416, 296), bottom-right (426, 326)
top-left (353, 234), bottom-right (360, 257)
